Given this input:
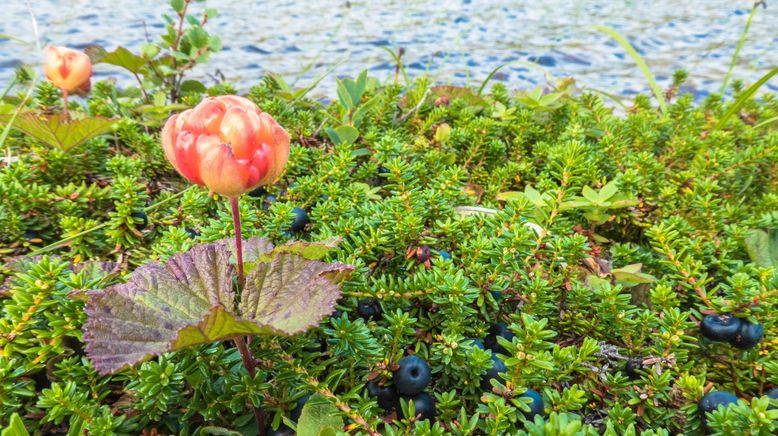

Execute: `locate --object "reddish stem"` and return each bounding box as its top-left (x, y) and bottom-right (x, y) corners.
top-left (230, 196), bottom-right (244, 286)
top-left (230, 196), bottom-right (264, 434)
top-left (62, 89), bottom-right (69, 120)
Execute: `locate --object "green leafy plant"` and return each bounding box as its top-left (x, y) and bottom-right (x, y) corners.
top-left (89, 0), bottom-right (221, 102)
top-left (325, 70), bottom-right (380, 145)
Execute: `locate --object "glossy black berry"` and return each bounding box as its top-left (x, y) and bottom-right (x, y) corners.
top-left (484, 322), bottom-right (514, 354)
top-left (480, 353), bottom-right (506, 391)
top-left (728, 319), bottom-right (763, 350)
top-left (366, 381), bottom-right (397, 411)
top-left (699, 391), bottom-right (738, 433)
top-left (357, 299), bottom-right (382, 321)
top-left (289, 207), bottom-right (309, 232)
top-left (378, 166), bottom-right (390, 175)
top-left (131, 211), bottom-right (148, 230)
top-left (261, 194), bottom-right (277, 210)
top-left (397, 392), bottom-right (436, 421)
top-left (521, 389), bottom-right (544, 420)
top-left (490, 290), bottom-right (502, 302)
top-left (184, 227), bottom-right (199, 238)
top-left (248, 186), bottom-right (267, 198)
top-left (625, 358), bottom-right (644, 380)
top-left (701, 315), bottom-right (742, 342)
top-left (393, 355), bottom-right (431, 396)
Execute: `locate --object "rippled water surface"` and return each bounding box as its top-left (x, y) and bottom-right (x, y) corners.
top-left (2, 0), bottom-right (777, 98)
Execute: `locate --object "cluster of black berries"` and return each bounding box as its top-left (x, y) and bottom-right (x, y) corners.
top-left (701, 314), bottom-right (763, 349)
top-left (367, 355), bottom-right (436, 420)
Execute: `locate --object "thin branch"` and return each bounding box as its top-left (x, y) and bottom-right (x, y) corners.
top-left (395, 88), bottom-right (431, 123)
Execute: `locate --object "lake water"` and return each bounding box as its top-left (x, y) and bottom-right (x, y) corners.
top-left (1, 0), bottom-right (777, 99)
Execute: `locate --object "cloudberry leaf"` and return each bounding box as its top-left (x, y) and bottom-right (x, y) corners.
top-left (0, 113), bottom-right (116, 151)
top-left (84, 240), bottom-right (350, 374)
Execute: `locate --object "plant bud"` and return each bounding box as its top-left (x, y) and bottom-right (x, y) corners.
top-left (161, 95), bottom-right (290, 197)
top-left (43, 45), bottom-right (92, 92)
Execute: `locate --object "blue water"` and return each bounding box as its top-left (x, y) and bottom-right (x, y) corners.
top-left (1, 1), bottom-right (777, 98)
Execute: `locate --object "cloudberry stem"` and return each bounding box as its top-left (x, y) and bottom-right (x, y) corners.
top-left (230, 196), bottom-right (244, 287)
top-left (230, 196), bottom-right (263, 434)
top-left (62, 89), bottom-right (69, 120)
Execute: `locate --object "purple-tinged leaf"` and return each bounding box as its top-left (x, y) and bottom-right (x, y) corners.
top-left (84, 239), bottom-right (353, 374)
top-left (240, 252), bottom-right (354, 335)
top-left (84, 243), bottom-right (235, 374)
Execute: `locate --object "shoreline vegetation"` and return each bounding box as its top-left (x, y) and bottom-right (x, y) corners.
top-left (1, 1), bottom-right (777, 435)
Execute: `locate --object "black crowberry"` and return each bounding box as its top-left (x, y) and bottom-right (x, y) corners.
top-left (131, 211), bottom-right (148, 230)
top-left (289, 207), bottom-right (309, 232)
top-left (393, 355), bottom-right (431, 396)
top-left (366, 381), bottom-right (397, 411)
top-left (701, 315), bottom-right (741, 342)
top-left (357, 299), bottom-right (382, 321)
top-left (521, 389), bottom-right (544, 420)
top-left (397, 391), bottom-right (436, 421)
top-left (729, 319), bottom-right (763, 350)
top-left (484, 322), bottom-right (514, 354)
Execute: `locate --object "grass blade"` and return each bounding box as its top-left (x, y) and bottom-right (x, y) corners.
top-left (0, 77), bottom-right (36, 149)
top-left (715, 67), bottom-right (778, 129)
top-left (720, 2), bottom-right (763, 95)
top-left (381, 46), bottom-right (410, 90)
top-left (593, 25), bottom-right (667, 114)
top-left (477, 62), bottom-right (511, 96)
top-left (753, 115), bottom-right (778, 130)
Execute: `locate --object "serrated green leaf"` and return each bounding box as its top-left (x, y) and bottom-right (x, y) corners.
top-left (0, 113), bottom-right (115, 151)
top-left (297, 395), bottom-right (344, 436)
top-left (270, 238), bottom-right (342, 261)
top-left (84, 241), bottom-right (352, 374)
top-left (208, 35), bottom-right (222, 52)
top-left (2, 413), bottom-right (29, 436)
top-left (100, 46), bottom-right (146, 74)
top-left (225, 237), bottom-right (341, 265)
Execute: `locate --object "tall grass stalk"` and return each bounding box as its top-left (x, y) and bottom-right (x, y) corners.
top-left (716, 67), bottom-right (778, 129)
top-left (594, 25), bottom-right (667, 114)
top-left (720, 2), bottom-right (763, 95)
